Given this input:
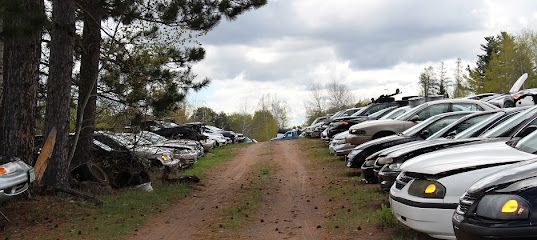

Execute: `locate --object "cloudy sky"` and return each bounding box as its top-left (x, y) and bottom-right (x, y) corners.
top-left (187, 0), bottom-right (537, 126)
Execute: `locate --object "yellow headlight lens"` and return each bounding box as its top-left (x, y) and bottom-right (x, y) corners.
top-left (501, 199), bottom-right (519, 213)
top-left (424, 183), bottom-right (437, 194)
top-left (161, 155), bottom-right (168, 161)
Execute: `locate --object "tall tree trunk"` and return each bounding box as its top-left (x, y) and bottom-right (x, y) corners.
top-left (0, 0), bottom-right (44, 164)
top-left (72, 0), bottom-right (102, 169)
top-left (43, 0), bottom-right (76, 187)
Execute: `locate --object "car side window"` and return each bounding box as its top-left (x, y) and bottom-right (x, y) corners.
top-left (417, 103), bottom-right (449, 120)
top-left (452, 103), bottom-right (483, 111)
top-left (424, 115), bottom-right (461, 135)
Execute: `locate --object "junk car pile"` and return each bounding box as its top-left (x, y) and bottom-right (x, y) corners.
top-left (2, 122), bottom-right (252, 204)
top-left (305, 76), bottom-right (537, 239)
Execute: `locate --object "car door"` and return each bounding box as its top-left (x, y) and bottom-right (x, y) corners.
top-left (416, 103), bottom-right (450, 121)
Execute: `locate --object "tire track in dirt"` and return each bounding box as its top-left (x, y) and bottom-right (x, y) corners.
top-left (242, 141), bottom-right (328, 240)
top-left (128, 142), bottom-right (269, 240)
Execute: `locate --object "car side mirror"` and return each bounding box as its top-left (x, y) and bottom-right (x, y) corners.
top-left (410, 115), bottom-right (420, 122)
top-left (518, 125), bottom-right (537, 138)
top-left (419, 130), bottom-right (429, 139)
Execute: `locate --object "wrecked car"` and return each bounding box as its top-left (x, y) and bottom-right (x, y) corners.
top-left (0, 159), bottom-right (35, 202)
top-left (345, 99), bottom-right (498, 146)
top-left (453, 159), bottom-right (537, 240)
top-left (374, 107), bottom-right (529, 190)
top-left (328, 106), bottom-right (412, 156)
top-left (389, 122), bottom-right (537, 239)
top-left (345, 111), bottom-right (473, 171)
top-left (94, 132), bottom-right (180, 168)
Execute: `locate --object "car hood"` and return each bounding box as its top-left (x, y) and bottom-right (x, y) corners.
top-left (132, 145), bottom-right (171, 155)
top-left (353, 135), bottom-right (407, 150)
top-left (349, 119), bottom-right (409, 130)
top-left (401, 141), bottom-right (535, 175)
top-left (368, 140), bottom-right (426, 160)
top-left (467, 159), bottom-right (537, 194)
top-left (386, 138), bottom-right (494, 158)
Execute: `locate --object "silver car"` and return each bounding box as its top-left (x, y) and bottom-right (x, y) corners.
top-left (0, 160), bottom-right (35, 202)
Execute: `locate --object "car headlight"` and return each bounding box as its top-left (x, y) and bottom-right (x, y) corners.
top-left (363, 159), bottom-right (375, 167)
top-left (349, 129), bottom-right (366, 135)
top-left (387, 163), bottom-right (402, 171)
top-left (0, 162), bottom-right (18, 175)
top-left (408, 180), bottom-right (446, 199)
top-left (476, 195), bottom-right (530, 220)
top-left (161, 153), bottom-right (172, 162)
top-left (377, 157), bottom-right (393, 165)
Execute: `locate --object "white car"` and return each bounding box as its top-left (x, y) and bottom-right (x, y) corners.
top-left (328, 130), bottom-right (355, 156)
top-left (390, 136), bottom-right (537, 239)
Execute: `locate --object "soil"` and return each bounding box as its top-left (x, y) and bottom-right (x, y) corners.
top-left (128, 141), bottom-right (333, 240)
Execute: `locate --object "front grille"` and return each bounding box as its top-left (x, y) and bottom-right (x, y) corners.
top-left (395, 172), bottom-right (414, 190)
top-left (456, 192), bottom-right (478, 215)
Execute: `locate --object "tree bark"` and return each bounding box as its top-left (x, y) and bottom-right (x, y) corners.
top-left (43, 0), bottom-right (76, 187)
top-left (0, 0), bottom-right (44, 164)
top-left (72, 0), bottom-right (102, 169)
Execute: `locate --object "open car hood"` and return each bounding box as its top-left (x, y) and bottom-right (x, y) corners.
top-left (401, 141), bottom-right (535, 175)
top-left (509, 73), bottom-right (529, 93)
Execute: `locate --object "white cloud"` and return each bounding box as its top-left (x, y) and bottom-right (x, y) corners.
top-left (187, 0), bottom-right (537, 126)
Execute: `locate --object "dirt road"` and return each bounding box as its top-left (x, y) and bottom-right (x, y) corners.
top-left (129, 141), bottom-right (329, 240)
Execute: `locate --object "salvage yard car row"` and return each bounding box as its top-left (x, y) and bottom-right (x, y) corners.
top-left (304, 79), bottom-right (537, 239)
top-left (1, 122), bottom-right (253, 203)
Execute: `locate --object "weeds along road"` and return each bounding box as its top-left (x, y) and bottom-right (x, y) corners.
top-left (129, 141), bottom-right (329, 240)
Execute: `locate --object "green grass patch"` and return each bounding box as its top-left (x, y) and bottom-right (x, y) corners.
top-left (220, 162), bottom-right (273, 230)
top-left (6, 143), bottom-right (246, 240)
top-left (182, 143), bottom-right (247, 179)
top-left (298, 138), bottom-right (433, 239)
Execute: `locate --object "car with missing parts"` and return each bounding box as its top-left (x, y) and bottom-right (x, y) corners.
top-left (345, 99), bottom-right (498, 146)
top-left (453, 159), bottom-right (537, 240)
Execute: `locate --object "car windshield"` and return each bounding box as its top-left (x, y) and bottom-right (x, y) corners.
top-left (395, 105), bottom-right (423, 121)
top-left (402, 114), bottom-right (463, 137)
top-left (481, 106), bottom-right (537, 138)
top-left (368, 107), bottom-right (395, 119)
top-left (381, 107), bottom-right (409, 120)
top-left (515, 129), bottom-right (537, 154)
top-left (427, 112), bottom-right (496, 139)
top-left (453, 112), bottom-right (505, 139)
top-left (340, 108), bottom-right (361, 117)
top-left (139, 131), bottom-right (168, 143)
top-left (117, 133), bottom-right (153, 146)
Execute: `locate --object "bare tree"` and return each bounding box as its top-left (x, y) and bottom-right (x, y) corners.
top-left (453, 58), bottom-right (468, 98)
top-left (418, 66), bottom-right (437, 96)
top-left (269, 96), bottom-right (288, 129)
top-left (326, 80), bottom-right (354, 110)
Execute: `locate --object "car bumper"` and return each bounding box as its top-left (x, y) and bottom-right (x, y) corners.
top-left (390, 194), bottom-right (456, 239)
top-left (453, 214), bottom-right (537, 239)
top-left (330, 143), bottom-right (355, 156)
top-left (161, 159), bottom-right (181, 167)
top-left (346, 134), bottom-right (372, 146)
top-left (0, 162), bottom-right (34, 202)
top-left (378, 170), bottom-right (399, 191)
